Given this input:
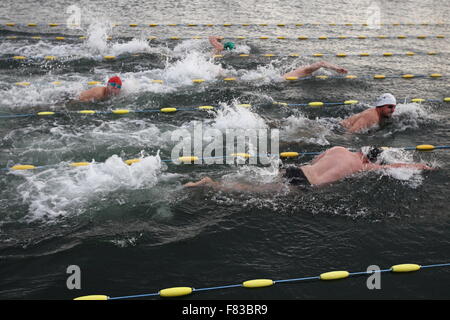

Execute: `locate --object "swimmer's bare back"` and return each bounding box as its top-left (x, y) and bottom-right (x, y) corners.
top-left (340, 108), bottom-right (381, 133)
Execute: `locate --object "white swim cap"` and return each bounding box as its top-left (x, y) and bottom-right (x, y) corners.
top-left (375, 93), bottom-right (396, 107)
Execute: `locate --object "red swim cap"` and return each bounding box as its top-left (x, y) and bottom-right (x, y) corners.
top-left (107, 76), bottom-right (122, 86)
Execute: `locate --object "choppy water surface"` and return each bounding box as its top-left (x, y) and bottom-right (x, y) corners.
top-left (0, 0), bottom-right (449, 299)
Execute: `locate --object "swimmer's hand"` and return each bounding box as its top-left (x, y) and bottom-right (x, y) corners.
top-left (321, 61), bottom-right (348, 74)
top-left (421, 164), bottom-right (436, 170)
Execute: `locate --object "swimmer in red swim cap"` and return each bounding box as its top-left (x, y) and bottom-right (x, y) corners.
top-left (78, 76), bottom-right (122, 102)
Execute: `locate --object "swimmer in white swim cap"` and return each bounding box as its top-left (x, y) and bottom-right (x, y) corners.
top-left (341, 93), bottom-right (397, 133)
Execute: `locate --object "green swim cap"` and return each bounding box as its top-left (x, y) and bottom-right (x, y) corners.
top-left (223, 41), bottom-right (235, 50)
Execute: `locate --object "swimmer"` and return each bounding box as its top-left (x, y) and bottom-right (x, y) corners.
top-left (282, 61), bottom-right (348, 79)
top-left (209, 36), bottom-right (236, 55)
top-left (184, 146), bottom-right (433, 191)
top-left (78, 76), bottom-right (122, 102)
top-left (341, 93), bottom-right (396, 133)
top-left (208, 39), bottom-right (346, 80)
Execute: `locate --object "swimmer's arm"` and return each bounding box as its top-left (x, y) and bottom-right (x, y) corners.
top-left (286, 62), bottom-right (326, 78)
top-left (364, 163), bottom-right (434, 171)
top-left (184, 177), bottom-right (284, 193)
top-left (383, 163), bottom-right (434, 170)
top-left (284, 61), bottom-right (348, 79)
top-left (316, 61), bottom-right (348, 74)
top-left (214, 181), bottom-right (284, 193)
top-left (299, 61), bottom-right (348, 76)
top-left (78, 90), bottom-right (95, 102)
top-left (209, 36), bottom-right (224, 52)
top-left (78, 87), bottom-right (104, 102)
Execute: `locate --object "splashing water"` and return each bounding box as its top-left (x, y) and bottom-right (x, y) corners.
top-left (12, 154), bottom-right (163, 221)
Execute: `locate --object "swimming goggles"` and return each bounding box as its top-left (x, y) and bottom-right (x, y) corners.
top-left (108, 82), bottom-right (122, 89)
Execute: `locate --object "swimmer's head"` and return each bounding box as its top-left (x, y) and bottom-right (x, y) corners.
top-left (107, 76), bottom-right (122, 95)
top-left (361, 146), bottom-right (384, 163)
top-left (223, 41), bottom-right (235, 50)
top-left (375, 93), bottom-right (396, 118)
top-left (282, 166), bottom-right (304, 184)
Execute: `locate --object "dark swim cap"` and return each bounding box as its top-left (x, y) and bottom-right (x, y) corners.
top-left (283, 166), bottom-right (305, 185)
top-left (365, 147), bottom-right (383, 163)
top-left (223, 41), bottom-right (235, 50)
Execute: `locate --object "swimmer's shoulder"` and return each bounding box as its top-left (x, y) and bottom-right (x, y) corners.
top-left (79, 86), bottom-right (106, 101)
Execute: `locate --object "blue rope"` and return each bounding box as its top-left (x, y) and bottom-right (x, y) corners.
top-left (2, 94), bottom-right (449, 121)
top-left (1, 35), bottom-right (445, 41)
top-left (274, 276), bottom-right (321, 283)
top-left (348, 268), bottom-right (392, 276)
top-left (194, 284), bottom-right (242, 292)
top-left (421, 263), bottom-right (450, 269)
top-left (108, 292), bottom-right (160, 300)
top-left (0, 113), bottom-right (35, 118)
top-left (103, 263), bottom-right (450, 300)
top-left (3, 145), bottom-right (449, 172)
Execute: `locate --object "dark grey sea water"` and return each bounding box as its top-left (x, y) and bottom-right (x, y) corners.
top-left (0, 0), bottom-right (449, 300)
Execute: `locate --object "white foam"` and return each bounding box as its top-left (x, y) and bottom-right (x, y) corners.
top-left (0, 20), bottom-right (158, 61)
top-left (239, 62), bottom-right (283, 84)
top-left (172, 39), bottom-right (251, 57)
top-left (84, 21), bottom-right (112, 55)
top-left (0, 80), bottom-right (84, 110)
top-left (172, 39), bottom-right (208, 57)
top-left (167, 103), bottom-right (270, 162)
top-left (163, 51), bottom-right (224, 86)
top-left (390, 102), bottom-right (438, 132)
top-left (380, 167), bottom-right (424, 188)
top-left (280, 114), bottom-right (338, 145)
top-left (374, 148), bottom-right (430, 188)
top-left (211, 102), bottom-right (269, 131)
top-left (117, 72), bottom-right (175, 95)
top-left (12, 154), bottom-right (163, 221)
top-left (117, 50), bottom-right (227, 94)
top-left (109, 38), bottom-right (155, 56)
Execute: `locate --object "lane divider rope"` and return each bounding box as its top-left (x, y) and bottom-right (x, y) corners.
top-left (3, 144), bottom-right (449, 173)
top-left (2, 34), bottom-right (446, 42)
top-left (2, 22), bottom-right (448, 28)
top-left (3, 51), bottom-right (446, 62)
top-left (72, 262), bottom-right (450, 300)
top-left (6, 73), bottom-right (448, 90)
top-left (1, 97), bottom-right (449, 120)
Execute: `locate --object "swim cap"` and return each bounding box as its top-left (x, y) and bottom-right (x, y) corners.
top-left (223, 42), bottom-right (235, 50)
top-left (107, 76), bottom-right (122, 86)
top-left (283, 166), bottom-right (305, 184)
top-left (362, 146), bottom-right (383, 163)
top-left (375, 93), bottom-right (396, 107)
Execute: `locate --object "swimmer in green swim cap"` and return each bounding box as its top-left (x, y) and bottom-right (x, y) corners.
top-left (223, 41), bottom-right (235, 50)
top-left (209, 36), bottom-right (235, 54)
